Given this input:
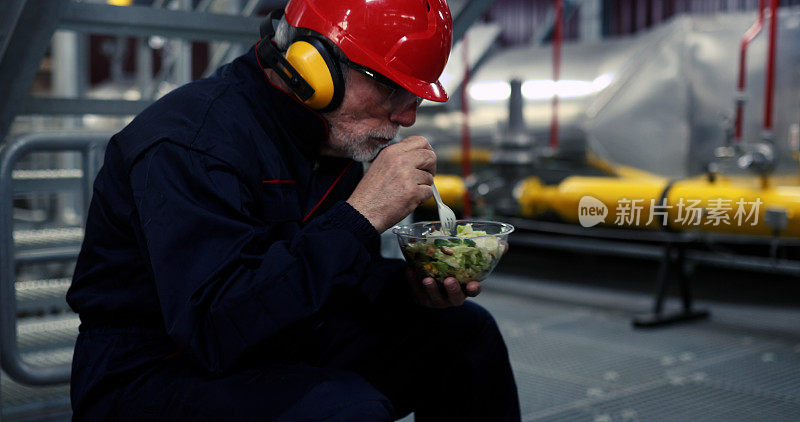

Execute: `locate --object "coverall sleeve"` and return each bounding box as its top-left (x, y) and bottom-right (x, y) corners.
top-left (130, 141), bottom-right (392, 374)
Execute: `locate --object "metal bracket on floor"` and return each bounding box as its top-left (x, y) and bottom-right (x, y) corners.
top-left (632, 242), bottom-right (710, 328)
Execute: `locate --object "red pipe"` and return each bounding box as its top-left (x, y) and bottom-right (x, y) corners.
top-left (734, 0), bottom-right (765, 143)
top-left (763, 0), bottom-right (778, 134)
top-left (549, 0), bottom-right (563, 151)
top-left (461, 34), bottom-right (472, 218)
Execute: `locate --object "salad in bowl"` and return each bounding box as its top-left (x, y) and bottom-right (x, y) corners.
top-left (393, 220), bottom-right (514, 283)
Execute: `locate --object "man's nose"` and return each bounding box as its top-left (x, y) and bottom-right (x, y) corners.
top-left (389, 102), bottom-right (418, 127)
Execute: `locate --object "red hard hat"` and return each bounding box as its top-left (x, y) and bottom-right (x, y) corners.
top-left (284, 0), bottom-right (453, 102)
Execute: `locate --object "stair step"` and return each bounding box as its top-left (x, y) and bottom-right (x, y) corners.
top-left (1, 369), bottom-right (70, 419)
top-left (12, 169), bottom-right (83, 180)
top-left (13, 228), bottom-right (84, 251)
top-left (1, 348), bottom-right (74, 419)
top-left (20, 347), bottom-right (74, 368)
top-left (17, 315), bottom-right (79, 353)
top-left (12, 169), bottom-right (83, 194)
top-left (16, 278), bottom-right (71, 314)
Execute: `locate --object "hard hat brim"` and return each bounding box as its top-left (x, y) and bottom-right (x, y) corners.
top-left (391, 73), bottom-right (449, 103)
top-left (346, 51), bottom-right (450, 103)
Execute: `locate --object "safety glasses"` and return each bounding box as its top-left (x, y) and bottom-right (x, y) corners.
top-left (346, 61), bottom-right (422, 113)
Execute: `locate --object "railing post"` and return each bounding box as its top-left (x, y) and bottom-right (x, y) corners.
top-left (0, 132), bottom-right (110, 385)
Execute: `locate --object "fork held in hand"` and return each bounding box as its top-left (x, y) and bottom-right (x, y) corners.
top-left (431, 183), bottom-right (457, 235)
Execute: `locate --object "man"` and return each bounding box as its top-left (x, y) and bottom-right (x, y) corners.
top-left (67, 0), bottom-right (520, 420)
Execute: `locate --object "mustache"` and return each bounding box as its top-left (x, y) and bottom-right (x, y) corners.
top-left (366, 127), bottom-right (398, 161)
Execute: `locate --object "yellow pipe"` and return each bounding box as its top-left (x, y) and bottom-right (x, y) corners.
top-left (428, 150), bottom-right (800, 236)
top-left (438, 146), bottom-right (493, 165)
top-left (519, 176), bottom-right (667, 228)
top-left (585, 153), bottom-right (667, 181)
top-left (519, 174), bottom-right (800, 237)
top-left (421, 175), bottom-right (466, 209)
top-left (666, 179), bottom-right (799, 236)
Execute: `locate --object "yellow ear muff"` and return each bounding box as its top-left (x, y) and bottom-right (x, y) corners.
top-left (285, 41), bottom-right (336, 110)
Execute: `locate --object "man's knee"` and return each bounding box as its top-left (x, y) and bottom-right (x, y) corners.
top-left (439, 301), bottom-right (503, 344)
top-left (276, 371), bottom-right (393, 422)
top-left (461, 301), bottom-right (507, 353)
top-left (464, 301), bottom-right (500, 331)
top-left (321, 397), bottom-right (393, 421)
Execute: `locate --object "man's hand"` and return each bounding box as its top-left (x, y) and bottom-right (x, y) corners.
top-left (347, 136), bottom-right (436, 233)
top-left (405, 268), bottom-right (481, 308)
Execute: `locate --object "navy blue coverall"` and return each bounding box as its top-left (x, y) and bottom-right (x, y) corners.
top-left (67, 46), bottom-right (520, 421)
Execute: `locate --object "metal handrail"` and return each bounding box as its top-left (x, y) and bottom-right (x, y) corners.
top-left (0, 131), bottom-right (110, 385)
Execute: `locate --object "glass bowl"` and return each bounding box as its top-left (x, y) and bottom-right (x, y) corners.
top-left (392, 220), bottom-right (514, 283)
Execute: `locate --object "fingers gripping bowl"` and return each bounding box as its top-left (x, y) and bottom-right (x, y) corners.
top-left (393, 221), bottom-right (514, 283)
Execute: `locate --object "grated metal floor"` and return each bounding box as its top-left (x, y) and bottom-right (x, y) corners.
top-left (4, 272), bottom-right (800, 421)
top-left (474, 274), bottom-right (800, 422)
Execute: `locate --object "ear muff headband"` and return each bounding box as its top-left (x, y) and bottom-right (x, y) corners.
top-left (257, 9), bottom-right (345, 111)
top-left (257, 10), bottom-right (315, 102)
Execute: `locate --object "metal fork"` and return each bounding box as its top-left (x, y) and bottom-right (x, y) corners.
top-left (431, 183), bottom-right (457, 235)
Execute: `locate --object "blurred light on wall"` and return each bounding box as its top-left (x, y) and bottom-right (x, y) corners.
top-left (148, 36), bottom-right (166, 50)
top-left (468, 73), bottom-right (613, 102)
top-left (439, 71), bottom-right (454, 88)
top-left (591, 72), bottom-right (614, 91)
top-left (468, 81), bottom-right (512, 101)
top-left (123, 89), bottom-right (141, 101)
top-left (522, 72), bottom-right (614, 100)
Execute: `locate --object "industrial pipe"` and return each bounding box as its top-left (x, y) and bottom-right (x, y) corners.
top-left (734, 0), bottom-right (765, 143)
top-left (461, 34), bottom-right (473, 218)
top-left (517, 174), bottom-right (800, 237)
top-left (763, 0), bottom-right (779, 136)
top-left (549, 0), bottom-right (563, 151)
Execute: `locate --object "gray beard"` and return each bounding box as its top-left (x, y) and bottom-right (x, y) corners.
top-left (326, 123), bottom-right (397, 162)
